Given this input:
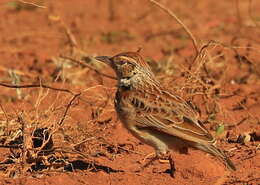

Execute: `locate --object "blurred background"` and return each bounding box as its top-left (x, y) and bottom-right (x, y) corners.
top-left (0, 1), bottom-right (259, 184)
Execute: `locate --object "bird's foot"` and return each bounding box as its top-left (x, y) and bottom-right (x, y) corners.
top-left (158, 152), bottom-right (176, 178)
top-left (142, 152), bottom-right (156, 163)
top-left (138, 151), bottom-right (176, 178)
top-left (168, 154), bottom-right (176, 178)
top-left (140, 152), bottom-right (167, 166)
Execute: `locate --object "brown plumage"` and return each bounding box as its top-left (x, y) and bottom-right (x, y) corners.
top-left (95, 52), bottom-right (236, 177)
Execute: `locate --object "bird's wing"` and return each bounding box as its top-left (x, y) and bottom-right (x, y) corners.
top-left (133, 91), bottom-right (215, 145)
top-left (136, 114), bottom-right (215, 145)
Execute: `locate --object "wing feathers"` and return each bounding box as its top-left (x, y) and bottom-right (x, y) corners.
top-left (131, 92), bottom-right (215, 144)
top-left (136, 115), bottom-right (215, 144)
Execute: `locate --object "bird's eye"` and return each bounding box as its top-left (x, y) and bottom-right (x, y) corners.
top-left (121, 60), bottom-right (130, 65)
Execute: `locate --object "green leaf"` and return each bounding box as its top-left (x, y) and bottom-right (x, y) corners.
top-left (216, 124), bottom-right (225, 136)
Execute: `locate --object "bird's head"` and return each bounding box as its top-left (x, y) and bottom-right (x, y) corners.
top-left (95, 52), bottom-right (158, 89)
top-left (95, 52), bottom-right (153, 79)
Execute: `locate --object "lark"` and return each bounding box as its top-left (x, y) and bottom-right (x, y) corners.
top-left (95, 52), bottom-right (236, 177)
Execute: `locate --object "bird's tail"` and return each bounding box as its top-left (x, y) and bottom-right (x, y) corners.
top-left (197, 144), bottom-right (236, 171)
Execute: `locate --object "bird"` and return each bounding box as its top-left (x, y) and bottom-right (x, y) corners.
top-left (95, 51), bottom-right (236, 177)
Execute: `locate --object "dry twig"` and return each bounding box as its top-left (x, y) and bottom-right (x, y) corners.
top-left (0, 82), bottom-right (75, 95)
top-left (18, 0), bottom-right (46, 9)
top-left (149, 0), bottom-right (199, 58)
top-left (60, 55), bottom-right (117, 80)
top-left (57, 93), bottom-right (81, 126)
top-left (17, 114), bottom-right (27, 175)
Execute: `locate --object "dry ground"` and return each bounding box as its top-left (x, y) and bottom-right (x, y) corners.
top-left (0, 0), bottom-right (259, 185)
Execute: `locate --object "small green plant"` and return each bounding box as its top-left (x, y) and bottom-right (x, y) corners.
top-left (215, 124), bottom-right (225, 136)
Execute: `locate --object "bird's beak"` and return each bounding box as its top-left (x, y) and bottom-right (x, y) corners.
top-left (95, 56), bottom-right (112, 65)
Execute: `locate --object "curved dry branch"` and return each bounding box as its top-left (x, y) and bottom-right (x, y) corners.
top-left (149, 0), bottom-right (199, 58)
top-left (60, 55), bottom-right (117, 80)
top-left (0, 82), bottom-right (74, 95)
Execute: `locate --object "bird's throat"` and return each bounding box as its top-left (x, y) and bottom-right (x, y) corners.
top-left (118, 78), bottom-right (132, 90)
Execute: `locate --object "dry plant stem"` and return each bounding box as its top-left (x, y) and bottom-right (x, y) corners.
top-left (28, 146), bottom-right (89, 158)
top-left (52, 148), bottom-right (89, 158)
top-left (37, 93), bottom-right (80, 153)
top-left (98, 137), bottom-right (144, 155)
top-left (72, 137), bottom-right (96, 148)
top-left (18, 0), bottom-right (46, 9)
top-left (0, 82), bottom-right (75, 95)
top-left (149, 0), bottom-right (199, 58)
top-left (0, 103), bottom-right (8, 122)
top-left (227, 117), bottom-right (248, 129)
top-left (60, 55), bottom-right (117, 80)
top-left (35, 81), bottom-right (50, 115)
top-left (0, 65), bottom-right (36, 78)
top-left (194, 39), bottom-right (260, 81)
top-left (0, 103), bottom-right (10, 138)
top-left (57, 93), bottom-right (81, 126)
top-left (63, 23), bottom-right (78, 55)
top-left (18, 115), bottom-right (27, 175)
top-left (64, 25), bottom-right (78, 48)
top-left (0, 144), bottom-right (21, 149)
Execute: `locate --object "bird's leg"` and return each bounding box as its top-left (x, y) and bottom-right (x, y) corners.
top-left (168, 153), bottom-right (176, 178)
top-left (158, 152), bottom-right (176, 178)
top-left (138, 152), bottom-right (176, 178)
